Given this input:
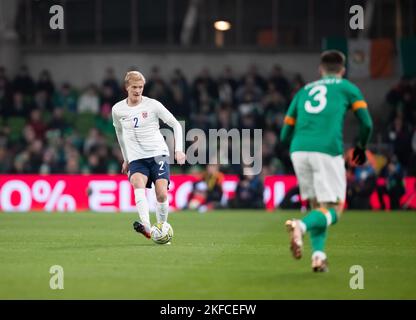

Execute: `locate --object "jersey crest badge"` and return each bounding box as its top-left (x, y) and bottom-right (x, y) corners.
top-left (142, 112), bottom-right (148, 119)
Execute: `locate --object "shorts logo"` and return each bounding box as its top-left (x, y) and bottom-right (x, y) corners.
top-left (142, 112), bottom-right (148, 119)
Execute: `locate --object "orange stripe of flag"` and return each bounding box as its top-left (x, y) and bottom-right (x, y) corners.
top-left (370, 39), bottom-right (393, 78)
top-left (352, 100), bottom-right (367, 111)
top-left (284, 116), bottom-right (296, 126)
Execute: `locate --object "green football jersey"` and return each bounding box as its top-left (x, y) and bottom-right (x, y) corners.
top-left (283, 75), bottom-right (369, 156)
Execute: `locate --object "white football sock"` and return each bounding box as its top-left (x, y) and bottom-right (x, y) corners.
top-left (312, 251), bottom-right (327, 261)
top-left (156, 199), bottom-right (169, 223)
top-left (134, 188), bottom-right (151, 232)
top-left (298, 220), bottom-right (307, 234)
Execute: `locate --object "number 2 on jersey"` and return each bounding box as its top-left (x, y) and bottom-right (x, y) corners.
top-left (133, 117), bottom-right (139, 128)
top-left (304, 85), bottom-right (327, 114)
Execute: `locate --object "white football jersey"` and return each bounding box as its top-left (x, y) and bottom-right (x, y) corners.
top-left (112, 96), bottom-right (183, 162)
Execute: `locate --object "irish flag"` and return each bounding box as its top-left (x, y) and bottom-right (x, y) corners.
top-left (323, 37), bottom-right (394, 79)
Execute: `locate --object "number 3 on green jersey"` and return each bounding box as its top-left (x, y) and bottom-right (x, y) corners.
top-left (305, 85), bottom-right (327, 114)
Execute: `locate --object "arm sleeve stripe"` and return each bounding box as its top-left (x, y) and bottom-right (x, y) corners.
top-left (284, 116), bottom-right (296, 126)
top-left (352, 100), bottom-right (368, 111)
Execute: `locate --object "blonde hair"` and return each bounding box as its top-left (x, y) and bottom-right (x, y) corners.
top-left (124, 71), bottom-right (146, 86)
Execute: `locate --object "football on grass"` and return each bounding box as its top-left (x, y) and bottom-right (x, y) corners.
top-left (150, 222), bottom-right (173, 244)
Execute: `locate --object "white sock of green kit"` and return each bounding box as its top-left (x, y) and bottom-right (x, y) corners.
top-left (156, 199), bottom-right (169, 224)
top-left (134, 188), bottom-right (151, 232)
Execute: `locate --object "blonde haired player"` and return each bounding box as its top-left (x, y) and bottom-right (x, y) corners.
top-left (280, 51), bottom-right (373, 271)
top-left (112, 71), bottom-right (185, 239)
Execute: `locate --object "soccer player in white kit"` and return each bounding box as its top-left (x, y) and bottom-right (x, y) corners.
top-left (112, 71), bottom-right (185, 239)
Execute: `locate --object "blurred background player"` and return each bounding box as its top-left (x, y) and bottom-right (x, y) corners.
top-left (280, 50), bottom-right (373, 272)
top-left (112, 71), bottom-right (185, 239)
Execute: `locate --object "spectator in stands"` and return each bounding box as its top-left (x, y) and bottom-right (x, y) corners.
top-left (36, 69), bottom-right (55, 98)
top-left (262, 81), bottom-right (287, 130)
top-left (235, 75), bottom-right (263, 105)
top-left (187, 163), bottom-right (224, 212)
top-left (83, 128), bottom-right (104, 155)
top-left (0, 73), bottom-right (12, 118)
top-left (96, 106), bottom-right (115, 138)
top-left (218, 66), bottom-right (238, 104)
top-left (238, 104), bottom-right (258, 130)
top-left (170, 69), bottom-right (190, 119)
top-left (65, 156), bottom-right (81, 174)
top-left (85, 152), bottom-right (107, 174)
top-left (78, 84), bottom-right (100, 114)
top-left (346, 162), bottom-right (377, 210)
top-left (27, 109), bottom-right (47, 140)
top-left (243, 64), bottom-right (267, 92)
top-left (190, 91), bottom-right (216, 132)
top-left (12, 65), bottom-right (35, 96)
top-left (9, 91), bottom-right (31, 118)
top-left (0, 146), bottom-right (13, 173)
top-left (143, 66), bottom-right (172, 107)
top-left (27, 139), bottom-right (44, 173)
top-left (47, 108), bottom-right (69, 136)
top-left (19, 125), bottom-right (37, 150)
top-left (215, 103), bottom-right (235, 130)
top-left (262, 129), bottom-right (278, 162)
top-left (229, 167), bottom-right (265, 209)
top-left (33, 90), bottom-right (53, 112)
top-left (39, 148), bottom-right (60, 174)
top-left (192, 68), bottom-right (219, 101)
top-left (102, 67), bottom-right (122, 100)
top-left (385, 76), bottom-right (416, 125)
top-left (291, 73), bottom-right (305, 97)
top-left (217, 76), bottom-right (234, 106)
top-left (11, 151), bottom-right (31, 173)
top-left (100, 83), bottom-right (119, 116)
top-left (386, 115), bottom-right (413, 169)
top-left (53, 82), bottom-right (78, 113)
top-left (269, 64), bottom-right (290, 101)
top-left (377, 155), bottom-right (406, 210)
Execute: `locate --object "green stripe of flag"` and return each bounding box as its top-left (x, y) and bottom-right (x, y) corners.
top-left (399, 38), bottom-right (416, 77)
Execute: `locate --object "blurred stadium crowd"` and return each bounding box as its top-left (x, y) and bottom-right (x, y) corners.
top-left (0, 64), bottom-right (415, 209)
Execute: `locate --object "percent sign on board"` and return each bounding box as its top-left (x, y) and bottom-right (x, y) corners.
top-left (31, 180), bottom-right (76, 211)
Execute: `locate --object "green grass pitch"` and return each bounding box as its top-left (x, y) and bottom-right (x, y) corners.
top-left (0, 210), bottom-right (415, 299)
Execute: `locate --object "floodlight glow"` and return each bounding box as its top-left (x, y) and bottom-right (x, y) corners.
top-left (214, 21), bottom-right (231, 31)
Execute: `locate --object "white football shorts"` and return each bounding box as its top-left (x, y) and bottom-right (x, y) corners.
top-left (291, 151), bottom-right (346, 203)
